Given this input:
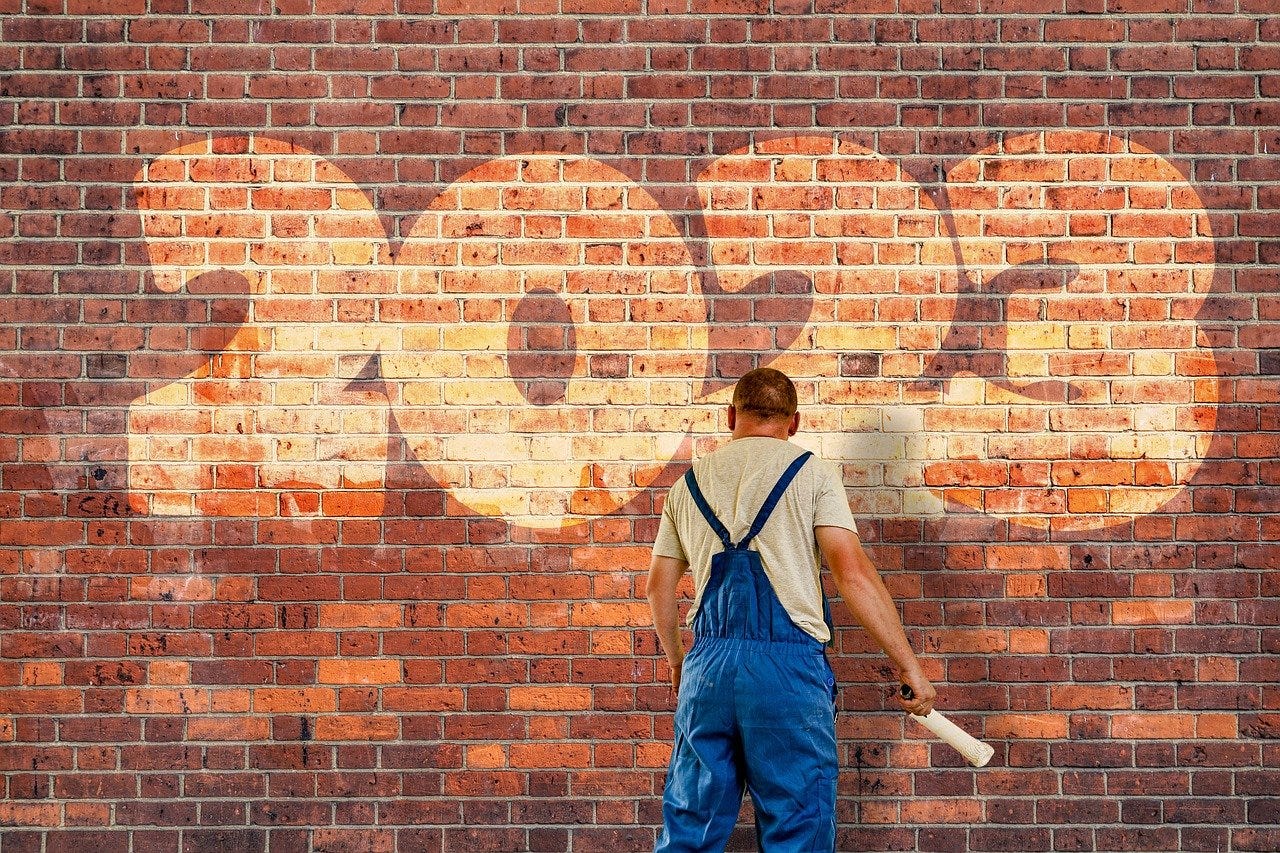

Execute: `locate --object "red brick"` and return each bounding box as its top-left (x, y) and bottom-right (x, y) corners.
top-left (2, 8), bottom-right (1277, 847)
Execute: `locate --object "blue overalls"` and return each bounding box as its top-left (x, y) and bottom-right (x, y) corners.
top-left (656, 451), bottom-right (839, 853)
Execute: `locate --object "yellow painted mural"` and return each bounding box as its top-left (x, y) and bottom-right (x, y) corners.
top-left (128, 131), bottom-right (1217, 533)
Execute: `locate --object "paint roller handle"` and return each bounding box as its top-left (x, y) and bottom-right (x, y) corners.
top-left (900, 684), bottom-right (996, 769)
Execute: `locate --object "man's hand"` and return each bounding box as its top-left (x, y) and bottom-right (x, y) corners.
top-left (897, 669), bottom-right (937, 717)
top-left (669, 658), bottom-right (683, 696)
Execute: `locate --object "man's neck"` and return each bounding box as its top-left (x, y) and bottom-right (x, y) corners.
top-left (730, 423), bottom-right (792, 441)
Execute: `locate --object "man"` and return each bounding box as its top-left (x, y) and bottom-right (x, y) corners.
top-left (647, 367), bottom-right (936, 852)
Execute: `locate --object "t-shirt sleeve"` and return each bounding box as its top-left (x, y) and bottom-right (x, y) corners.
top-left (652, 484), bottom-right (689, 562)
top-left (813, 459), bottom-right (859, 535)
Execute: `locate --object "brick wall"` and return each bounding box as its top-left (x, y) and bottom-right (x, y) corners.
top-left (2, 2), bottom-right (1279, 850)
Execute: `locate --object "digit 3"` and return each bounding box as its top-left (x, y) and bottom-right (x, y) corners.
top-left (933, 131), bottom-right (1217, 532)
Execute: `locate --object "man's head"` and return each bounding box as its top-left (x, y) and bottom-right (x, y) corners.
top-left (729, 367), bottom-right (799, 438)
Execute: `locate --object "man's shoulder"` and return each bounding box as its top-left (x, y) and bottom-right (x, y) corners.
top-left (806, 453), bottom-right (842, 482)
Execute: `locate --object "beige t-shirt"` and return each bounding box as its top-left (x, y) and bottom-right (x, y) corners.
top-left (653, 436), bottom-right (858, 643)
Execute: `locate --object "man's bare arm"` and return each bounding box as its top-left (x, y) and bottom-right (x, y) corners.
top-left (647, 554), bottom-right (690, 694)
top-left (815, 525), bottom-right (936, 716)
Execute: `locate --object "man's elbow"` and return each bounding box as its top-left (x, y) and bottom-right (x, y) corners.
top-left (823, 541), bottom-right (879, 591)
top-left (647, 578), bottom-right (678, 608)
top-left (817, 527), bottom-right (861, 573)
top-left (645, 586), bottom-right (663, 609)
top-left (646, 558), bottom-right (683, 605)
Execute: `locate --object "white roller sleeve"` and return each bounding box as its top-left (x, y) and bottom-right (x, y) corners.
top-left (909, 710), bottom-right (995, 768)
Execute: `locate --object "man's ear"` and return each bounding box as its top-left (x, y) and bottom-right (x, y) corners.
top-left (726, 404), bottom-right (736, 430)
top-left (788, 411), bottom-right (799, 436)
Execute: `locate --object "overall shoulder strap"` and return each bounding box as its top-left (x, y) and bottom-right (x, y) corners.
top-left (683, 468), bottom-right (733, 550)
top-left (737, 450), bottom-right (813, 550)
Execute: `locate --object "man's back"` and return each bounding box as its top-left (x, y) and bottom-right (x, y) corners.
top-left (653, 436), bottom-right (857, 644)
